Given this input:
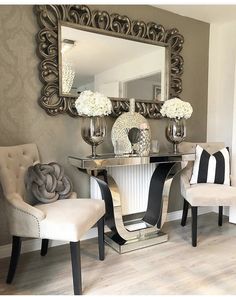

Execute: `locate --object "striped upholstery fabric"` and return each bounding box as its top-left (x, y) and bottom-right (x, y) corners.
top-left (190, 145), bottom-right (230, 185)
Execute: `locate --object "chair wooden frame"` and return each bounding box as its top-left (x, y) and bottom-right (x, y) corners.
top-left (181, 199), bottom-right (223, 247)
top-left (6, 216), bottom-right (105, 295)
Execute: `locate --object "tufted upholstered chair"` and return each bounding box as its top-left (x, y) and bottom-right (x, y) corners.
top-left (179, 142), bottom-right (236, 247)
top-left (0, 143), bottom-right (105, 295)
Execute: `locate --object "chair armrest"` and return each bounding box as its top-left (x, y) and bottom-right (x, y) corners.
top-left (180, 168), bottom-right (191, 198)
top-left (5, 193), bottom-right (46, 238)
top-left (180, 172), bottom-right (191, 189)
top-left (68, 192), bottom-right (77, 199)
top-left (7, 193), bottom-right (45, 221)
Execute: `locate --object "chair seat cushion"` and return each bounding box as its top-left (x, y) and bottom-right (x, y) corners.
top-left (185, 183), bottom-right (236, 206)
top-left (35, 198), bottom-right (105, 242)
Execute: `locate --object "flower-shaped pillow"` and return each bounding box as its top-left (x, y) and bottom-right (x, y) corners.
top-left (25, 162), bottom-right (73, 203)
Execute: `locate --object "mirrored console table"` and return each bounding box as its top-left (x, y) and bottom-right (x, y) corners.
top-left (68, 152), bottom-right (195, 253)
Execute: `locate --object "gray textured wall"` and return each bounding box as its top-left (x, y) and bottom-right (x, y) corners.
top-left (0, 5), bottom-right (209, 246)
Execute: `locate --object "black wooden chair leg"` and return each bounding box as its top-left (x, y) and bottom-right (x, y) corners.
top-left (218, 206), bottom-right (223, 226)
top-left (181, 199), bottom-right (189, 226)
top-left (6, 236), bottom-right (21, 284)
top-left (191, 207), bottom-right (198, 247)
top-left (70, 241), bottom-right (82, 295)
top-left (97, 216), bottom-right (105, 261)
top-left (41, 239), bottom-right (49, 256)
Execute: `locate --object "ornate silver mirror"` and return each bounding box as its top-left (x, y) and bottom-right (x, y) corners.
top-left (35, 5), bottom-right (184, 118)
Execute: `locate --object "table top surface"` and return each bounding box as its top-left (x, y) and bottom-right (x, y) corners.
top-left (68, 151), bottom-right (195, 170)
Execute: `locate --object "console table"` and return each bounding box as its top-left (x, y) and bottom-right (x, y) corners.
top-left (68, 152), bottom-right (195, 253)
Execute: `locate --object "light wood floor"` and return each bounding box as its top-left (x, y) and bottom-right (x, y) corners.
top-left (1, 212), bottom-right (236, 295)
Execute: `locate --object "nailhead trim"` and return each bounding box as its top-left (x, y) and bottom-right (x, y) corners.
top-left (11, 204), bottom-right (41, 237)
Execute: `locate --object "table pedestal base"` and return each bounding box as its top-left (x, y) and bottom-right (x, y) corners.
top-left (105, 231), bottom-right (168, 254)
top-left (69, 153), bottom-right (195, 253)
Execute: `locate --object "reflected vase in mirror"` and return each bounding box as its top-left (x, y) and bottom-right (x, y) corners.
top-left (166, 118), bottom-right (186, 154)
top-left (81, 117), bottom-right (106, 158)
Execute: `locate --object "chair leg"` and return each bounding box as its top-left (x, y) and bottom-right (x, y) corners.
top-left (70, 241), bottom-right (82, 295)
top-left (218, 206), bottom-right (223, 226)
top-left (97, 216), bottom-right (105, 261)
top-left (181, 199), bottom-right (189, 226)
top-left (191, 207), bottom-right (198, 247)
top-left (41, 239), bottom-right (49, 256)
top-left (6, 236), bottom-right (21, 284)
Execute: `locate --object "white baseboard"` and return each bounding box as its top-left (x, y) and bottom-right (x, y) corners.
top-left (166, 206), bottom-right (212, 222)
top-left (0, 207), bottom-right (213, 259)
top-left (212, 206), bottom-right (229, 217)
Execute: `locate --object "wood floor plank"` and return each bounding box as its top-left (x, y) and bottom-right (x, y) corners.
top-left (1, 213), bottom-right (236, 295)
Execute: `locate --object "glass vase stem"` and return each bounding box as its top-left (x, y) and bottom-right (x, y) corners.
top-left (91, 145), bottom-right (97, 158)
top-left (173, 143), bottom-right (178, 154)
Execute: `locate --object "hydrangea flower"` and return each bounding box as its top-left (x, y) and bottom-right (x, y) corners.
top-left (160, 98), bottom-right (193, 119)
top-left (75, 90), bottom-right (112, 117)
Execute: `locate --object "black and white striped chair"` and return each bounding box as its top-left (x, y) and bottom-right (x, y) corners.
top-left (179, 142), bottom-right (236, 247)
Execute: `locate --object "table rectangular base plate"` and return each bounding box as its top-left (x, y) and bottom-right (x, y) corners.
top-left (105, 231), bottom-right (168, 254)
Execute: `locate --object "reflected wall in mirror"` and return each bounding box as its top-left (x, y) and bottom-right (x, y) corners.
top-left (60, 24), bottom-right (168, 102)
top-left (35, 5), bottom-right (184, 118)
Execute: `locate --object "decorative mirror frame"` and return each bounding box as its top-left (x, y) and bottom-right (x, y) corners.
top-left (35, 5), bottom-right (184, 118)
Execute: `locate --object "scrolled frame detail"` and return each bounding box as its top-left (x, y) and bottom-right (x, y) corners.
top-left (35, 5), bottom-right (184, 118)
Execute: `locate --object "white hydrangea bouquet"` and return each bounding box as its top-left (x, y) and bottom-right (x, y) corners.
top-left (160, 97), bottom-right (193, 119)
top-left (75, 90), bottom-right (112, 117)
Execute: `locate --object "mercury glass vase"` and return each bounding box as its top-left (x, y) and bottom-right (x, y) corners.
top-left (166, 118), bottom-right (186, 153)
top-left (81, 116), bottom-right (106, 158)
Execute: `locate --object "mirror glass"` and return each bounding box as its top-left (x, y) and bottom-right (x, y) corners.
top-left (60, 24), bottom-right (169, 102)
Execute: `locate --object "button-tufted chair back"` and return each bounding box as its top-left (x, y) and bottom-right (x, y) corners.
top-left (0, 144), bottom-right (40, 205)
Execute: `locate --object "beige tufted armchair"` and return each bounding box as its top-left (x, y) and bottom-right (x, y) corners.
top-left (0, 143), bottom-right (105, 295)
top-left (179, 142), bottom-right (236, 247)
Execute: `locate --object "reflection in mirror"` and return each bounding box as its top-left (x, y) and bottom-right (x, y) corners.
top-left (60, 24), bottom-right (169, 102)
top-left (125, 73), bottom-right (162, 101)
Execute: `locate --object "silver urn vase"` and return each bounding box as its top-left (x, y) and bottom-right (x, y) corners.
top-left (81, 116), bottom-right (106, 158)
top-left (166, 118), bottom-right (186, 153)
